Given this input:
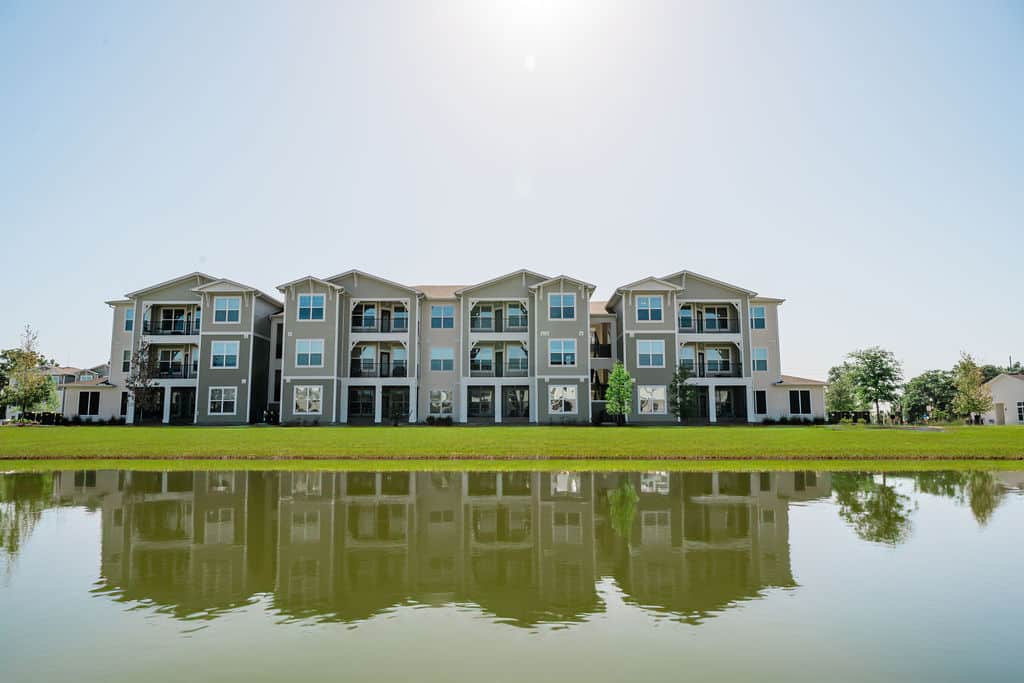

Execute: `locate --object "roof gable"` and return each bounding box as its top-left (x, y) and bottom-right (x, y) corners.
top-left (125, 272), bottom-right (217, 298)
top-left (662, 269), bottom-right (757, 297)
top-left (455, 269), bottom-right (549, 295)
top-left (615, 276), bottom-right (682, 293)
top-left (529, 274), bottom-right (596, 292)
top-left (325, 269), bottom-right (418, 295)
top-left (194, 278), bottom-right (283, 308)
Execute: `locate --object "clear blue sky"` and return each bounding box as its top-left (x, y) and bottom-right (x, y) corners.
top-left (2, 1), bottom-right (1021, 379)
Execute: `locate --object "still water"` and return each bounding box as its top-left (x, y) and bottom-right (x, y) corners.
top-left (1, 469), bottom-right (1022, 682)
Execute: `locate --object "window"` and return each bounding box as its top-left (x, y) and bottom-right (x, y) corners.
top-left (678, 305), bottom-right (694, 329)
top-left (759, 472), bottom-right (771, 491)
top-left (209, 472), bottom-right (235, 492)
top-left (1017, 401), bottom-right (1024, 423)
top-left (209, 387), bottom-right (237, 415)
top-left (78, 391), bottom-right (100, 416)
top-left (553, 511), bottom-right (582, 544)
top-left (211, 341), bottom-right (239, 368)
top-left (430, 304), bottom-right (454, 329)
top-left (637, 339), bottom-right (665, 367)
top-left (429, 389), bottom-right (453, 416)
top-left (471, 304), bottom-right (494, 331)
top-left (639, 385), bottom-right (667, 414)
top-left (292, 472), bottom-right (323, 497)
top-left (392, 305), bottom-right (408, 331)
top-left (213, 297), bottom-right (241, 323)
top-left (637, 296), bottom-right (663, 322)
top-left (430, 347), bottom-right (454, 371)
top-left (159, 348), bottom-right (184, 375)
top-left (159, 307), bottom-right (186, 333)
top-left (755, 390), bottom-right (767, 415)
top-left (468, 387), bottom-right (495, 418)
top-left (507, 345), bottom-right (528, 372)
top-left (789, 390), bottom-right (812, 415)
top-left (352, 302), bottom-right (376, 329)
top-left (120, 392), bottom-right (129, 417)
top-left (294, 385), bottom-right (322, 415)
top-left (291, 511), bottom-right (321, 543)
top-left (470, 346), bottom-right (493, 373)
top-left (296, 339), bottom-right (324, 367)
top-left (761, 509), bottom-right (776, 524)
top-left (549, 385), bottom-right (577, 414)
top-left (348, 387), bottom-right (374, 417)
top-left (79, 373), bottom-right (94, 381)
top-left (750, 306), bottom-right (766, 330)
top-left (548, 293), bottom-right (576, 320)
top-left (122, 349), bottom-right (131, 373)
top-left (507, 303), bottom-right (528, 329)
top-left (705, 347), bottom-right (730, 373)
top-left (549, 339), bottom-right (577, 367)
top-left (429, 510), bottom-right (455, 524)
top-left (74, 471), bottom-right (97, 488)
top-left (298, 294), bottom-right (325, 321)
top-left (124, 308), bottom-right (134, 332)
top-left (703, 306), bottom-right (730, 331)
top-left (275, 323), bottom-right (283, 359)
top-left (752, 348), bottom-right (768, 372)
top-left (679, 345), bottom-right (695, 372)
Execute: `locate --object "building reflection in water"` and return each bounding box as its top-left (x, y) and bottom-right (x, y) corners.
top-left (52, 470), bottom-right (831, 627)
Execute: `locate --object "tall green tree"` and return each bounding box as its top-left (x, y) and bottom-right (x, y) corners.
top-left (605, 361), bottom-right (633, 425)
top-left (825, 362), bottom-right (862, 413)
top-left (668, 363), bottom-right (698, 422)
top-left (951, 352), bottom-right (992, 422)
top-left (847, 347), bottom-right (903, 423)
top-left (902, 370), bottom-right (956, 423)
top-left (0, 326), bottom-right (53, 417)
top-left (124, 342), bottom-right (160, 424)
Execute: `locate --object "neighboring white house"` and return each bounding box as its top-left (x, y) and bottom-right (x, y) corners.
top-left (982, 374), bottom-right (1024, 425)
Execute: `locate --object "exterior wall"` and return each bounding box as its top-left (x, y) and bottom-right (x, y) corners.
top-left (418, 294), bottom-right (462, 422)
top-left (279, 281), bottom-right (341, 424)
top-left (764, 385), bottom-right (826, 421)
top-left (750, 301), bottom-right (783, 421)
top-left (196, 328), bottom-right (254, 424)
top-left (983, 376), bottom-right (1024, 425)
top-left (534, 279), bottom-right (592, 424)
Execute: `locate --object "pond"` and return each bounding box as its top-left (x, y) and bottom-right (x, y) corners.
top-left (1, 469), bottom-right (1022, 682)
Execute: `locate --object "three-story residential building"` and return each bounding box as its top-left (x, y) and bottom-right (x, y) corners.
top-left (85, 267), bottom-right (823, 425)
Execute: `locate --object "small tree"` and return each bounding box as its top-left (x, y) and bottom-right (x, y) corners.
top-left (902, 370), bottom-right (956, 423)
top-left (0, 326), bottom-right (53, 418)
top-left (124, 342), bottom-right (160, 424)
top-left (847, 347), bottom-right (903, 424)
top-left (951, 352), bottom-right (992, 423)
top-left (825, 362), bottom-right (862, 414)
top-left (605, 362), bottom-right (633, 425)
top-left (668, 363), bottom-right (698, 422)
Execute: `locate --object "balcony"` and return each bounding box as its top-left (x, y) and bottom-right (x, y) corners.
top-left (590, 343), bottom-right (612, 358)
top-left (469, 362), bottom-right (530, 378)
top-left (350, 319), bottom-right (409, 334)
top-left (682, 362), bottom-right (743, 379)
top-left (470, 318), bottom-right (529, 333)
top-left (154, 365), bottom-right (198, 380)
top-left (143, 321), bottom-right (201, 336)
top-left (678, 318), bottom-right (740, 334)
top-left (349, 361), bottom-right (409, 378)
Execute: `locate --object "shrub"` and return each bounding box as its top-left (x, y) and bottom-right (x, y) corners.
top-left (425, 416), bottom-right (436, 426)
top-left (440, 416), bottom-right (453, 426)
top-left (813, 417), bottom-right (826, 425)
top-left (760, 417), bottom-right (776, 426)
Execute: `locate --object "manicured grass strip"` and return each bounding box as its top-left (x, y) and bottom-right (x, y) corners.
top-left (1, 458), bottom-right (1021, 474)
top-left (1, 425), bottom-right (1022, 459)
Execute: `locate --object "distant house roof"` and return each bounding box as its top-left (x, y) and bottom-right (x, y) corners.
top-left (48, 366), bottom-right (82, 377)
top-left (590, 300), bottom-right (612, 316)
top-left (777, 374), bottom-right (826, 386)
top-left (66, 378), bottom-right (116, 388)
top-left (985, 373), bottom-right (1024, 386)
top-left (414, 285), bottom-right (464, 299)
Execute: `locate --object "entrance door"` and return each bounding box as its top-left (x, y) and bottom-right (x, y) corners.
top-left (697, 351), bottom-right (705, 378)
top-left (995, 403), bottom-right (1005, 425)
top-left (495, 349), bottom-right (504, 378)
top-left (170, 387), bottom-right (196, 423)
top-left (379, 350), bottom-right (391, 378)
top-left (502, 386), bottom-right (529, 420)
top-left (380, 309), bottom-right (391, 333)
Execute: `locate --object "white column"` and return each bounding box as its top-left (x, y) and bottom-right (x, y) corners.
top-left (408, 382), bottom-right (417, 423)
top-left (373, 385), bottom-right (383, 424)
top-left (530, 380), bottom-right (539, 423)
top-left (162, 386), bottom-right (172, 424)
top-left (707, 383), bottom-right (717, 423)
top-left (126, 394), bottom-right (136, 424)
top-left (459, 383), bottom-right (468, 423)
top-left (746, 384), bottom-right (757, 423)
top-left (338, 382), bottom-right (348, 423)
top-left (494, 385), bottom-right (502, 424)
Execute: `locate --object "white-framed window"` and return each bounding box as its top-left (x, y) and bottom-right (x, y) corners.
top-left (703, 306), bottom-right (731, 331)
top-left (430, 347), bottom-right (454, 371)
top-left (789, 390), bottom-right (812, 415)
top-left (295, 339), bottom-right (324, 367)
top-left (507, 303), bottom-right (528, 329)
top-left (549, 339), bottom-right (577, 367)
top-left (1017, 401), bottom-right (1024, 423)
top-left (637, 339), bottom-right (665, 367)
top-left (294, 385), bottom-right (323, 415)
top-left (553, 511), bottom-right (582, 544)
top-left (637, 296), bottom-right (663, 322)
top-left (469, 345), bottom-right (493, 373)
top-left (392, 304), bottom-right (409, 331)
top-left (750, 306), bottom-right (766, 330)
top-left (755, 390), bottom-right (767, 415)
top-left (548, 293), bottom-right (576, 320)
top-left (638, 385), bottom-right (667, 414)
top-left (678, 305), bottom-right (694, 330)
top-left (470, 304), bottom-right (494, 331)
top-left (752, 348), bottom-right (768, 372)
top-left (122, 349), bottom-right (131, 373)
top-left (124, 308), bottom-right (134, 332)
top-left (429, 389), bottom-right (453, 416)
top-left (705, 347), bottom-right (730, 373)
top-left (213, 296), bottom-right (241, 323)
top-left (296, 294), bottom-right (324, 321)
top-left (430, 304), bottom-right (454, 329)
top-left (549, 384), bottom-right (577, 414)
top-left (210, 341), bottom-right (240, 368)
top-left (78, 391), bottom-right (100, 416)
top-left (292, 472), bottom-right (323, 497)
top-left (679, 345), bottom-right (695, 372)
top-left (507, 345), bottom-right (528, 372)
top-left (209, 387), bottom-right (237, 415)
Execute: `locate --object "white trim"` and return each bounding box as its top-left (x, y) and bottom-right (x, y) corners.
top-left (547, 292), bottom-right (577, 321)
top-left (212, 296), bottom-right (242, 324)
top-left (548, 338), bottom-right (578, 368)
top-left (210, 340), bottom-right (241, 369)
top-left (292, 384), bottom-right (324, 416)
top-left (208, 386), bottom-right (238, 416)
top-left (282, 375), bottom-right (336, 380)
top-left (295, 338), bottom-right (326, 368)
top-left (296, 293), bottom-right (327, 322)
top-left (752, 347), bottom-right (769, 372)
top-left (635, 295), bottom-right (665, 323)
top-left (332, 293), bottom-right (340, 423)
top-left (636, 339), bottom-right (666, 368)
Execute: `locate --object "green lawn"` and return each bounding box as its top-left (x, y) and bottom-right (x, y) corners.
top-left (1, 424), bottom-right (1021, 461)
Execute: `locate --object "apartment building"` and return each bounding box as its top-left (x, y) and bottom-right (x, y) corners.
top-left (81, 268), bottom-right (823, 425)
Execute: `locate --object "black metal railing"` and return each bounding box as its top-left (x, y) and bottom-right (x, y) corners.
top-left (154, 365), bottom-right (198, 379)
top-left (349, 361), bottom-right (409, 378)
top-left (470, 318), bottom-right (529, 333)
top-left (590, 343), bottom-right (612, 358)
top-left (469, 362), bottom-right (530, 378)
top-left (681, 362), bottom-right (743, 378)
top-left (144, 321), bottom-right (200, 336)
top-left (350, 319), bottom-right (409, 333)
top-left (678, 318), bottom-right (741, 333)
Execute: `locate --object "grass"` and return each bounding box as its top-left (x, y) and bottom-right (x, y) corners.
top-left (0, 424), bottom-right (1021, 462)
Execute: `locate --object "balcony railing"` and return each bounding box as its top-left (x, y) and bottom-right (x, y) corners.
top-left (154, 365), bottom-right (198, 379)
top-left (350, 319), bottom-right (409, 333)
top-left (349, 361), bottom-right (409, 378)
top-left (681, 362), bottom-right (743, 378)
top-left (470, 318), bottom-right (529, 333)
top-left (678, 318), bottom-right (741, 334)
top-left (143, 321), bottom-right (200, 336)
top-left (590, 343), bottom-right (612, 358)
top-left (469, 362), bottom-right (530, 378)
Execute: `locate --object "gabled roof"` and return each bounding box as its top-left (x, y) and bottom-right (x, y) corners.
top-left (662, 269), bottom-right (757, 297)
top-left (528, 274), bottom-right (596, 291)
top-left (124, 272), bottom-right (216, 298)
top-left (105, 298), bottom-right (131, 307)
top-left (607, 276), bottom-right (683, 309)
top-left (455, 269), bottom-right (549, 295)
top-left (414, 285), bottom-right (464, 299)
top-left (590, 300), bottom-right (613, 316)
top-left (324, 269), bottom-right (418, 294)
top-left (776, 374), bottom-right (826, 386)
top-left (276, 275), bottom-right (345, 293)
top-left (751, 296), bottom-right (786, 304)
top-left (193, 278), bottom-right (283, 307)
top-left (984, 373), bottom-right (1024, 386)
